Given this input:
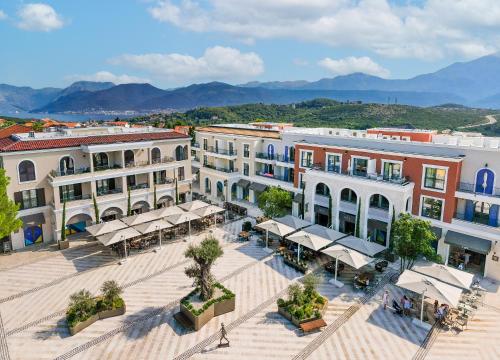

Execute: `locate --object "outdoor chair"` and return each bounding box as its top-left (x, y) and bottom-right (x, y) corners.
top-left (375, 260), bottom-right (388, 272)
top-left (455, 315), bottom-right (468, 331)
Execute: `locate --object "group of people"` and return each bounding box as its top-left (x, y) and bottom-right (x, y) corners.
top-left (434, 300), bottom-right (450, 320)
top-left (382, 291), bottom-right (414, 316)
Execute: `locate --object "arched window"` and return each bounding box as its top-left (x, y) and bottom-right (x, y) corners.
top-left (315, 183), bottom-right (330, 196)
top-left (19, 160), bottom-right (36, 182)
top-left (151, 148), bottom-right (161, 164)
top-left (93, 153), bottom-right (108, 170)
top-left (59, 156), bottom-right (74, 175)
top-left (369, 194), bottom-right (389, 210)
top-left (205, 178), bottom-right (211, 193)
top-left (216, 181), bottom-right (224, 198)
top-left (267, 144), bottom-right (275, 160)
top-left (475, 168), bottom-right (495, 194)
top-left (473, 201), bottom-right (490, 225)
top-left (175, 145), bottom-right (184, 161)
top-left (124, 150), bottom-right (134, 167)
top-left (340, 188), bottom-right (357, 203)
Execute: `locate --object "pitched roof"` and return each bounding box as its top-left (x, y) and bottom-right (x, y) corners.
top-left (196, 126), bottom-right (281, 139)
top-left (0, 131), bottom-right (189, 152)
top-left (0, 124), bottom-right (32, 139)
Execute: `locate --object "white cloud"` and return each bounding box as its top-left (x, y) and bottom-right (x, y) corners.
top-left (0, 10), bottom-right (7, 20)
top-left (147, 0), bottom-right (500, 60)
top-left (66, 71), bottom-right (150, 85)
top-left (111, 46), bottom-right (264, 83)
top-left (318, 56), bottom-right (390, 78)
top-left (17, 3), bottom-right (64, 32)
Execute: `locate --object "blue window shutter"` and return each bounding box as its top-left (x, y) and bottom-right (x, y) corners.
top-left (489, 204), bottom-right (499, 227)
top-left (464, 200), bottom-right (474, 221)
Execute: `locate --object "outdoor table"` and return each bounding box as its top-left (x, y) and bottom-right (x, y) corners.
top-left (239, 231), bottom-right (250, 241)
top-left (356, 272), bottom-right (375, 285)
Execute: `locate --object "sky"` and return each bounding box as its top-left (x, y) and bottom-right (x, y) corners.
top-left (1, 0), bottom-right (500, 89)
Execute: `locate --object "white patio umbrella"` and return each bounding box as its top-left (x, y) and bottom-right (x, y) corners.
top-left (96, 227), bottom-right (141, 264)
top-left (133, 219), bottom-right (173, 251)
top-left (150, 205), bottom-right (184, 218)
top-left (165, 212), bottom-right (201, 239)
top-left (321, 245), bottom-right (374, 288)
top-left (120, 211), bottom-right (159, 226)
top-left (193, 204), bottom-right (225, 227)
top-left (255, 219), bottom-right (296, 252)
top-left (287, 231), bottom-right (333, 262)
top-left (396, 269), bottom-right (463, 325)
top-left (86, 219), bottom-right (127, 237)
top-left (179, 200), bottom-right (210, 212)
top-left (336, 236), bottom-right (386, 257)
top-left (412, 263), bottom-right (474, 290)
top-left (275, 215), bottom-right (312, 230)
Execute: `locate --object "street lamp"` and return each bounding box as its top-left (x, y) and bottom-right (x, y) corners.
top-left (154, 224), bottom-right (162, 252)
top-left (119, 234), bottom-right (127, 265)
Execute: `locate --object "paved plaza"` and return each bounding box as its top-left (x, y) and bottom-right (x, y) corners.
top-left (0, 218), bottom-right (499, 360)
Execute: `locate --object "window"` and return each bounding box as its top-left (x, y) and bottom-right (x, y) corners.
top-left (421, 196), bottom-right (443, 220)
top-left (154, 170), bottom-right (167, 185)
top-left (124, 150), bottom-right (135, 167)
top-left (19, 160), bottom-right (36, 182)
top-left (300, 150), bottom-right (313, 168)
top-left (203, 155), bottom-right (208, 166)
top-left (127, 175), bottom-right (136, 188)
top-left (203, 138), bottom-right (208, 150)
top-left (205, 178), bottom-right (211, 193)
top-left (229, 160), bottom-right (235, 172)
top-left (178, 166), bottom-right (185, 181)
top-left (59, 156), bottom-right (74, 175)
top-left (59, 184), bottom-right (82, 202)
top-left (243, 163), bottom-right (249, 176)
top-left (228, 142), bottom-right (234, 155)
top-left (215, 140), bottom-right (220, 153)
top-left (473, 202), bottom-right (490, 225)
top-left (299, 173), bottom-right (305, 189)
top-left (352, 157), bottom-right (368, 176)
top-left (96, 178), bottom-right (116, 196)
top-left (93, 153), bottom-right (108, 170)
top-left (14, 189), bottom-right (45, 210)
top-left (243, 144), bottom-right (250, 158)
top-left (326, 153), bottom-right (341, 173)
top-left (369, 194), bottom-right (389, 210)
top-left (315, 183), bottom-right (330, 196)
top-left (340, 189), bottom-right (357, 203)
top-left (383, 161), bottom-right (402, 180)
top-left (151, 148), bottom-right (161, 164)
top-left (423, 166), bottom-right (447, 191)
top-left (175, 146), bottom-right (185, 161)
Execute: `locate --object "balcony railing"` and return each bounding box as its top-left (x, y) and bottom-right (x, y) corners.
top-left (50, 167), bottom-right (91, 178)
top-left (311, 163), bottom-right (410, 186)
top-left (256, 172), bottom-right (293, 183)
top-left (276, 154), bottom-right (295, 163)
top-left (256, 152), bottom-right (276, 160)
top-left (192, 142), bottom-right (200, 148)
top-left (152, 156), bottom-right (175, 164)
top-left (155, 178), bottom-right (174, 186)
top-left (97, 188), bottom-right (122, 196)
top-left (206, 146), bottom-right (237, 156)
top-left (457, 182), bottom-right (500, 198)
top-left (128, 183), bottom-right (149, 191)
top-left (204, 163), bottom-right (239, 174)
top-left (61, 194), bottom-right (92, 203)
top-left (454, 211), bottom-right (497, 227)
top-left (125, 160), bottom-right (149, 168)
top-left (94, 164), bottom-right (123, 172)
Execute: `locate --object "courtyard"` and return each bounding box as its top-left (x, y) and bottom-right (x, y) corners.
top-left (0, 218), bottom-right (499, 360)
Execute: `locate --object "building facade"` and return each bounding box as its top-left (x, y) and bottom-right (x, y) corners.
top-left (194, 124), bottom-right (500, 281)
top-left (0, 126), bottom-right (192, 250)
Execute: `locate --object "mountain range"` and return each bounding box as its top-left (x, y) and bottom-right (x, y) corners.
top-left (3, 54), bottom-right (500, 114)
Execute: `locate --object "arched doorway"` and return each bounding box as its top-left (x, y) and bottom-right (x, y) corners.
top-left (131, 201), bottom-right (150, 215)
top-left (101, 207), bottom-right (123, 222)
top-left (59, 156), bottom-right (74, 175)
top-left (231, 183), bottom-right (237, 201)
top-left (475, 168), bottom-right (495, 194)
top-left (93, 153), bottom-right (108, 170)
top-left (151, 147), bottom-right (161, 164)
top-left (367, 194), bottom-right (390, 246)
top-left (216, 181), bottom-right (224, 199)
top-left (175, 146), bottom-right (185, 161)
top-left (267, 144), bottom-right (275, 160)
top-left (339, 188), bottom-right (358, 235)
top-left (157, 195), bottom-right (174, 208)
top-left (205, 177), bottom-right (212, 194)
top-left (124, 150), bottom-right (135, 167)
top-left (314, 182), bottom-right (331, 227)
top-left (66, 213), bottom-right (92, 235)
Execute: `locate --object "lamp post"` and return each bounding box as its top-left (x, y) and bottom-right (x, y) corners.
top-left (119, 235), bottom-right (127, 265)
top-left (154, 224), bottom-right (162, 252)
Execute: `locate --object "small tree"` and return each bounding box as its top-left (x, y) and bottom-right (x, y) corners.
top-left (392, 213), bottom-right (439, 272)
top-left (0, 169), bottom-right (22, 239)
top-left (258, 186), bottom-right (292, 218)
top-left (32, 121), bottom-right (43, 132)
top-left (184, 235), bottom-right (224, 301)
top-left (153, 185), bottom-right (157, 210)
top-left (327, 193), bottom-right (333, 228)
top-left (354, 200), bottom-right (361, 238)
top-left (127, 188), bottom-right (131, 216)
top-left (175, 177), bottom-right (179, 205)
top-left (101, 280), bottom-right (122, 306)
top-left (61, 200), bottom-right (67, 241)
top-left (303, 273), bottom-right (320, 298)
top-left (92, 193), bottom-right (100, 223)
top-left (300, 182), bottom-right (306, 219)
top-left (67, 289), bottom-right (96, 325)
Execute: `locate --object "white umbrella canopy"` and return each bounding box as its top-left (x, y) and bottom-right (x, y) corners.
top-left (120, 211), bottom-right (159, 226)
top-left (96, 227), bottom-right (141, 247)
top-left (275, 215), bottom-right (312, 230)
top-left (86, 219), bottom-right (127, 237)
top-left (255, 219), bottom-right (296, 238)
top-left (165, 212), bottom-right (201, 225)
top-left (412, 263), bottom-right (474, 290)
top-left (336, 236), bottom-right (386, 257)
top-left (287, 231), bottom-right (333, 251)
top-left (150, 205), bottom-right (184, 218)
top-left (179, 200), bottom-right (210, 212)
top-left (133, 219), bottom-right (173, 234)
top-left (396, 269), bottom-right (463, 307)
top-left (321, 244), bottom-right (374, 269)
top-left (192, 204), bottom-right (225, 218)
top-left (299, 224), bottom-right (347, 243)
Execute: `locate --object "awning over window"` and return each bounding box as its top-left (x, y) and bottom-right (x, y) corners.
top-left (237, 179), bottom-right (251, 189)
top-left (249, 182), bottom-right (268, 193)
top-left (20, 213), bottom-right (46, 226)
top-left (444, 230), bottom-right (492, 255)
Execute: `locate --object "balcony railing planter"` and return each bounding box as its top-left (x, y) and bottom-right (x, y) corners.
top-left (282, 252), bottom-right (309, 273)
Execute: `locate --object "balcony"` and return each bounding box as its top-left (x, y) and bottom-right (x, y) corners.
top-left (61, 194), bottom-right (92, 203)
top-left (94, 164), bottom-right (123, 172)
top-left (205, 146), bottom-right (237, 158)
top-left (49, 167), bottom-right (91, 178)
top-left (152, 156), bottom-right (175, 165)
top-left (128, 183), bottom-right (149, 191)
top-left (311, 163), bottom-right (410, 186)
top-left (97, 188), bottom-right (122, 197)
top-left (204, 163), bottom-right (239, 174)
top-left (192, 142), bottom-right (200, 149)
top-left (154, 178), bottom-right (174, 186)
top-left (276, 154), bottom-right (294, 164)
top-left (255, 153), bottom-right (276, 161)
top-left (454, 212), bottom-right (498, 228)
top-left (457, 182), bottom-right (500, 198)
top-left (256, 172), bottom-right (293, 183)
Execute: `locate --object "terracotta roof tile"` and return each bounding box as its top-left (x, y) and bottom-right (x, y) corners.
top-left (0, 124), bottom-right (32, 139)
top-left (197, 126), bottom-right (281, 139)
top-left (0, 131), bottom-right (189, 152)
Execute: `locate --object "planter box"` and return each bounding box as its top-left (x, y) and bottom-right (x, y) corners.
top-left (98, 305), bottom-right (126, 320)
top-left (68, 314), bottom-right (99, 336)
top-left (59, 240), bottom-right (70, 250)
top-left (214, 297), bottom-right (235, 316)
top-left (283, 257), bottom-right (308, 273)
top-left (278, 299), bottom-right (328, 327)
top-left (180, 302), bottom-right (215, 331)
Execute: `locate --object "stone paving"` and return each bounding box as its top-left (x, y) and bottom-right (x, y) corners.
top-left (0, 218), bottom-right (499, 360)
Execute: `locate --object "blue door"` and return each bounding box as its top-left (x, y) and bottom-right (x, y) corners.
top-left (267, 144), bottom-right (274, 160)
top-left (475, 168), bottom-right (495, 194)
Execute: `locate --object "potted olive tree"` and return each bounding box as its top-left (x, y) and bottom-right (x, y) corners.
top-left (97, 280), bottom-right (126, 319)
top-left (179, 236), bottom-right (235, 330)
top-left (66, 289), bottom-right (98, 335)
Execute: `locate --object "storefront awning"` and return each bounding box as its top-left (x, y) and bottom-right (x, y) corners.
top-left (249, 182), bottom-right (268, 192)
top-left (444, 231), bottom-right (492, 255)
top-left (237, 179), bottom-right (251, 189)
top-left (20, 213), bottom-right (46, 226)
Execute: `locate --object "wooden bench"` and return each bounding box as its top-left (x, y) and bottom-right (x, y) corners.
top-left (299, 319), bottom-right (327, 334)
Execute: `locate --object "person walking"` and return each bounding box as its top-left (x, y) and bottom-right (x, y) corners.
top-left (382, 290), bottom-right (389, 310)
top-left (219, 322), bottom-right (230, 347)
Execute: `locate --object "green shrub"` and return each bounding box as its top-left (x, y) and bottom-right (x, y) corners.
top-left (66, 289), bottom-right (97, 327)
top-left (277, 298), bottom-right (286, 308)
top-left (316, 296), bottom-right (326, 305)
top-left (294, 307), bottom-right (305, 320)
top-left (242, 221), bottom-right (252, 232)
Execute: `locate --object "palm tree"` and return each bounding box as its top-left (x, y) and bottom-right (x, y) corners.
top-left (101, 280), bottom-right (122, 306)
top-left (184, 235), bottom-right (224, 301)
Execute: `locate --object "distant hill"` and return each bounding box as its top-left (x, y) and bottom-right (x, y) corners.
top-left (55, 81), bottom-right (115, 100)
